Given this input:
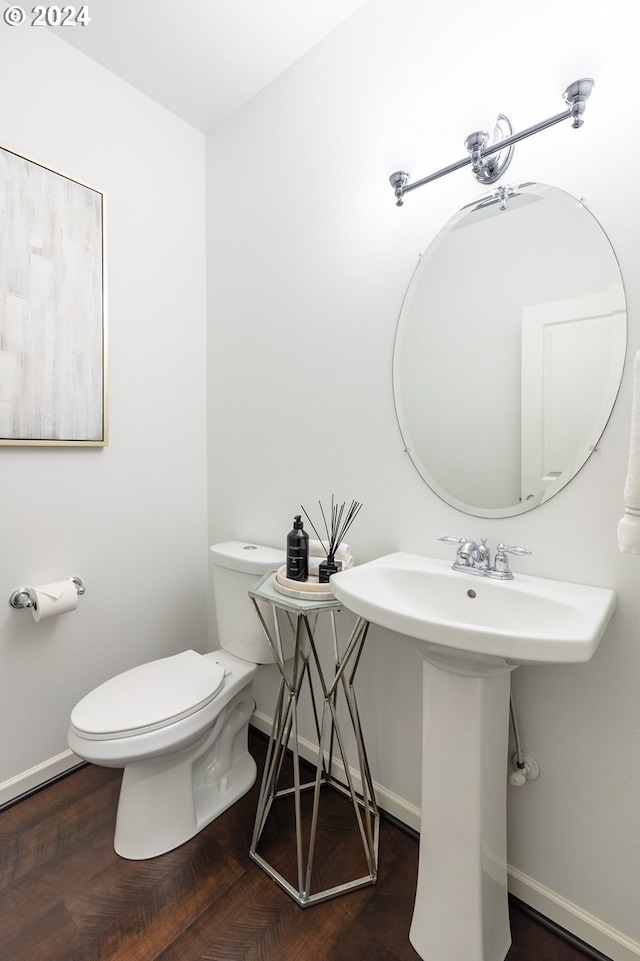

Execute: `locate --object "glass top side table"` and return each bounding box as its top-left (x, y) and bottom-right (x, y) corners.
top-left (248, 570), bottom-right (379, 907)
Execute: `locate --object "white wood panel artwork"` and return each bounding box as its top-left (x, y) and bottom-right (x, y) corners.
top-left (0, 144), bottom-right (106, 445)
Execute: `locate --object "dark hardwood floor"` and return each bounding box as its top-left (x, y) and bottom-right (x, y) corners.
top-left (0, 729), bottom-right (610, 961)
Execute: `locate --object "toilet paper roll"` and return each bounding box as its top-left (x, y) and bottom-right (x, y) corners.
top-left (27, 580), bottom-right (78, 622)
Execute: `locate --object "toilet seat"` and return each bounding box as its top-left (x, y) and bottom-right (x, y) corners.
top-left (70, 650), bottom-right (226, 740)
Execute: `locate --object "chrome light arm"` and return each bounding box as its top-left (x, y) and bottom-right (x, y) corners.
top-left (390, 79), bottom-right (594, 206)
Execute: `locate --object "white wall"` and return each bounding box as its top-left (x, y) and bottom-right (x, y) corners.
top-left (0, 28), bottom-right (208, 794)
top-left (207, 0), bottom-right (640, 956)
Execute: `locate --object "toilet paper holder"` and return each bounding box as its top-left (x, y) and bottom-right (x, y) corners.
top-left (9, 576), bottom-right (86, 610)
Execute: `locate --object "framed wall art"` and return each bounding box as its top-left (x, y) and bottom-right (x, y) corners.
top-left (0, 142), bottom-right (107, 446)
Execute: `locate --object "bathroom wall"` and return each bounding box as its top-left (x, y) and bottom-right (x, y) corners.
top-left (206, 0), bottom-right (640, 957)
top-left (0, 28), bottom-right (208, 796)
top-left (0, 6), bottom-right (635, 959)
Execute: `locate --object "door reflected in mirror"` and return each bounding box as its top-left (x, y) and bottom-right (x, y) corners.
top-left (393, 183), bottom-right (626, 518)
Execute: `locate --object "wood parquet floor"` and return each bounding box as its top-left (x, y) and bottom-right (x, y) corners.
top-left (0, 729), bottom-right (608, 961)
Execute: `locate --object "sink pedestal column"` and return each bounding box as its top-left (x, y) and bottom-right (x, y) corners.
top-left (410, 655), bottom-right (515, 961)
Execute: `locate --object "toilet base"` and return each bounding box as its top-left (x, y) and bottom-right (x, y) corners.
top-left (113, 690), bottom-right (257, 859)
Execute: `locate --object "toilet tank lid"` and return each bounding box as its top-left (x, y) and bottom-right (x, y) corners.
top-left (70, 651), bottom-right (225, 738)
top-left (209, 541), bottom-right (285, 574)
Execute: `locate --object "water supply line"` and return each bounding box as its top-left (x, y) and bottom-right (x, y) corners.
top-left (508, 695), bottom-right (540, 786)
top-left (510, 695), bottom-right (526, 770)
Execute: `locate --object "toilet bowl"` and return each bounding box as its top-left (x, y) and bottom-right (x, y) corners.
top-left (68, 541), bottom-right (286, 860)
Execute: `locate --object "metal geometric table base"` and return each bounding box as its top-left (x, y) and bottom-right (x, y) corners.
top-left (249, 576), bottom-right (379, 907)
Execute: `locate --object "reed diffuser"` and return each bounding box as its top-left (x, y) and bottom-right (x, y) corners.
top-left (301, 497), bottom-right (363, 583)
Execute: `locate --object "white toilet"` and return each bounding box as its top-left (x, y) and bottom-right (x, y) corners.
top-left (68, 541), bottom-right (287, 860)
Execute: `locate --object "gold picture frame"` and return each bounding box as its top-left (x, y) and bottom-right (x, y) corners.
top-left (0, 141), bottom-right (107, 446)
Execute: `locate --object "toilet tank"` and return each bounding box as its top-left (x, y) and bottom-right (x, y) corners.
top-left (209, 541), bottom-right (287, 664)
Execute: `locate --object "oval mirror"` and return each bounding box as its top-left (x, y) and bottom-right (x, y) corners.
top-left (393, 183), bottom-right (627, 517)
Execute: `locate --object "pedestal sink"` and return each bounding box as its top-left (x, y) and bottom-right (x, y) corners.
top-left (330, 552), bottom-right (616, 961)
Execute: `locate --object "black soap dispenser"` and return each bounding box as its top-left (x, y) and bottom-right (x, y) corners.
top-left (286, 515), bottom-right (309, 581)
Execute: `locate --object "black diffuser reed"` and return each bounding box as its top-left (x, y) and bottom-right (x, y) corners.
top-left (301, 497), bottom-right (363, 582)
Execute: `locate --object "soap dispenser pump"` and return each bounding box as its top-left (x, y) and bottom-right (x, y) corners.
top-left (286, 515), bottom-right (309, 581)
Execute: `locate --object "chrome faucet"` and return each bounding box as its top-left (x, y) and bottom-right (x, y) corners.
top-left (438, 537), bottom-right (531, 580)
top-left (440, 536), bottom-right (491, 572)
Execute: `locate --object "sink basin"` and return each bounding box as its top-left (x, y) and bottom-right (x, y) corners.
top-left (330, 552), bottom-right (616, 666)
top-left (331, 552), bottom-right (616, 961)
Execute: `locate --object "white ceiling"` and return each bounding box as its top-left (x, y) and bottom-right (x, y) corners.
top-left (29, 0), bottom-right (368, 132)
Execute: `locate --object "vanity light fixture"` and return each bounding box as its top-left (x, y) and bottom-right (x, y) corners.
top-left (389, 78), bottom-right (594, 206)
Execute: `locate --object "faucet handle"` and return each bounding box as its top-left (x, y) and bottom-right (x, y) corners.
top-left (496, 544), bottom-right (531, 556)
top-left (493, 543), bottom-right (531, 575)
top-left (439, 536), bottom-right (486, 569)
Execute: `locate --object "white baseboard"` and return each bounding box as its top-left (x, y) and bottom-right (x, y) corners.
top-left (507, 867), bottom-right (640, 961)
top-left (251, 712), bottom-right (639, 961)
top-left (0, 750), bottom-right (83, 807)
